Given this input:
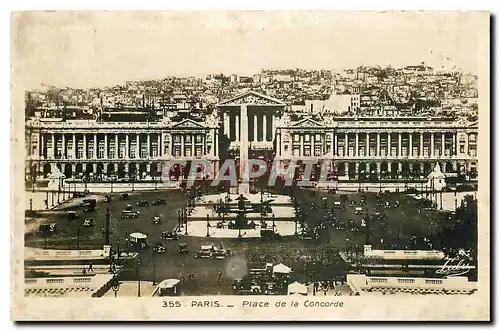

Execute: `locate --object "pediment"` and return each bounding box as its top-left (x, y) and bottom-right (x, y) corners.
top-left (173, 119), bottom-right (205, 129)
top-left (291, 118), bottom-right (325, 128)
top-left (218, 90), bottom-right (286, 106)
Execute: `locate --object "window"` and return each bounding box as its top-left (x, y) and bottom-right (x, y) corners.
top-left (304, 135), bottom-right (310, 143)
top-left (315, 134), bottom-right (321, 142)
top-left (293, 146), bottom-right (300, 156)
top-left (460, 145), bottom-right (465, 153)
top-left (173, 146), bottom-right (181, 157)
top-left (314, 146), bottom-right (321, 156)
top-left (195, 146), bottom-right (202, 157)
top-left (284, 145), bottom-right (289, 152)
top-left (88, 146), bottom-right (94, 159)
top-left (109, 149), bottom-right (115, 159)
top-left (185, 146), bottom-right (192, 157)
top-left (294, 134), bottom-right (300, 142)
top-left (130, 147), bottom-right (136, 159)
top-left (195, 135), bottom-right (202, 143)
top-left (78, 145), bottom-right (83, 159)
top-left (185, 135), bottom-right (192, 144)
top-left (304, 146), bottom-right (311, 157)
top-left (141, 146), bottom-right (148, 158)
top-left (173, 135), bottom-right (181, 143)
top-left (151, 146), bottom-right (158, 158)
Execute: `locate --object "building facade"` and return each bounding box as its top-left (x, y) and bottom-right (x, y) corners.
top-left (25, 117), bottom-right (219, 181)
top-left (275, 115), bottom-right (478, 179)
top-left (25, 90), bottom-right (479, 183)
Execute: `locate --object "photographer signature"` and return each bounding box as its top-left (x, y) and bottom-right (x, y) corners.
top-left (436, 258), bottom-right (472, 277)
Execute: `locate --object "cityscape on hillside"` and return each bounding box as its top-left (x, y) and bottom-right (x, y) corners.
top-left (25, 64), bottom-right (478, 123)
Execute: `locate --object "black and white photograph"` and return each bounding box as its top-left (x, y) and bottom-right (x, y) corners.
top-left (11, 10), bottom-right (490, 321)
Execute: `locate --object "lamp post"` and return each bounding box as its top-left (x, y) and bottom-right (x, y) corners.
top-left (29, 198), bottom-right (33, 211)
top-left (51, 192), bottom-right (54, 207)
top-left (454, 191), bottom-right (458, 210)
top-left (206, 214), bottom-right (210, 237)
top-left (272, 213), bottom-right (276, 230)
top-left (125, 228), bottom-right (129, 255)
top-left (177, 210), bottom-right (182, 232)
top-left (76, 226), bottom-right (81, 250)
top-left (111, 275), bottom-right (120, 298)
top-left (152, 255), bottom-right (157, 286)
top-left (184, 208), bottom-right (188, 235)
top-left (45, 191), bottom-right (49, 209)
top-left (117, 239), bottom-right (121, 263)
top-left (136, 259), bottom-right (141, 297)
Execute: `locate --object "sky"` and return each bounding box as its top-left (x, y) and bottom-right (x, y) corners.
top-left (12, 11), bottom-right (487, 89)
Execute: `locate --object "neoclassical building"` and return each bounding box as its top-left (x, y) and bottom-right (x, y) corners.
top-left (25, 116), bottom-right (219, 181)
top-left (25, 90), bottom-right (478, 182)
top-left (275, 115), bottom-right (478, 179)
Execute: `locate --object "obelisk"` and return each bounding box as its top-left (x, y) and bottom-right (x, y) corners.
top-left (238, 104), bottom-right (250, 195)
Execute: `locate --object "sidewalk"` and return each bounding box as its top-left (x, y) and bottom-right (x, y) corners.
top-left (102, 281), bottom-right (157, 297)
top-left (26, 264), bottom-right (116, 276)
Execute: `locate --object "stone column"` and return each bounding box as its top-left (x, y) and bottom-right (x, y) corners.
top-left (344, 133), bottom-right (348, 156)
top-left (181, 135), bottom-right (185, 157)
top-left (83, 134), bottom-right (87, 159)
top-left (61, 134), bottom-right (66, 158)
top-left (398, 162), bottom-right (403, 172)
top-left (420, 163), bottom-right (424, 174)
top-left (398, 133), bottom-right (402, 157)
top-left (376, 133), bottom-right (380, 157)
top-left (253, 114), bottom-right (258, 142)
top-left (388, 162), bottom-right (392, 173)
top-left (263, 114), bottom-right (267, 142)
top-left (355, 133), bottom-right (359, 157)
top-left (388, 133), bottom-right (391, 156)
top-left (115, 134), bottom-right (119, 159)
top-left (431, 133), bottom-right (435, 157)
top-left (191, 134), bottom-right (195, 157)
top-left (376, 162), bottom-right (381, 174)
top-left (159, 133), bottom-right (163, 157)
top-left (452, 133), bottom-right (456, 156)
top-left (136, 134), bottom-right (140, 159)
top-left (125, 134), bottom-right (130, 158)
top-left (93, 134), bottom-right (97, 159)
top-left (72, 134), bottom-right (76, 159)
top-left (224, 112), bottom-right (230, 138)
top-left (334, 134), bottom-right (338, 156)
top-left (51, 133), bottom-right (55, 158)
top-left (40, 134), bottom-right (45, 158)
top-left (420, 133), bottom-right (424, 157)
top-left (235, 114), bottom-right (240, 141)
top-left (147, 134), bottom-right (151, 159)
top-left (441, 133), bottom-right (445, 156)
top-left (239, 104), bottom-right (249, 189)
top-left (366, 133), bottom-right (369, 156)
top-left (409, 133), bottom-right (413, 157)
top-left (104, 134), bottom-right (108, 159)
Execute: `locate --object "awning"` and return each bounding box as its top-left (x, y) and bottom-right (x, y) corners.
top-left (288, 281), bottom-right (307, 295)
top-left (129, 232), bottom-right (147, 240)
top-left (158, 279), bottom-right (181, 289)
top-left (273, 263), bottom-right (292, 274)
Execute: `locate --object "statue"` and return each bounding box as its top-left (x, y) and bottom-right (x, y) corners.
top-left (433, 163), bottom-right (442, 174)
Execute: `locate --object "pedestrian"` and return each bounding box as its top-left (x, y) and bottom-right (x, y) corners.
top-left (217, 271), bottom-right (223, 285)
top-left (88, 262), bottom-right (93, 272)
top-left (82, 268), bottom-right (87, 275)
top-left (323, 284), bottom-right (328, 296)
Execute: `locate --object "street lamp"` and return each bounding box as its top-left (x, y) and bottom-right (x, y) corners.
top-left (136, 259), bottom-right (141, 297)
top-left (177, 210), bottom-right (182, 232)
top-left (29, 198), bottom-right (33, 211)
top-left (117, 239), bottom-right (121, 263)
top-left (206, 214), bottom-right (211, 237)
top-left (111, 275), bottom-right (120, 298)
top-left (152, 255), bottom-right (157, 286)
top-left (185, 209), bottom-right (188, 235)
top-left (76, 226), bottom-right (81, 250)
top-left (125, 228), bottom-right (129, 255)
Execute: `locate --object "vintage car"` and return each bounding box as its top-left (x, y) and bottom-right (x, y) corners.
top-left (349, 200), bottom-right (357, 207)
top-left (104, 195), bottom-right (112, 203)
top-left (136, 200), bottom-right (149, 207)
top-left (161, 231), bottom-right (180, 240)
top-left (120, 193), bottom-right (130, 200)
top-left (67, 211), bottom-right (79, 220)
top-left (213, 247), bottom-right (231, 259)
top-left (178, 243), bottom-right (189, 254)
top-left (37, 223), bottom-right (58, 234)
top-left (121, 210), bottom-right (140, 219)
top-left (125, 204), bottom-right (133, 211)
top-left (260, 230), bottom-right (283, 241)
top-left (152, 216), bottom-right (161, 224)
top-left (151, 198), bottom-right (166, 206)
top-left (359, 199), bottom-right (367, 206)
top-left (81, 199), bottom-right (96, 212)
top-left (310, 203), bottom-right (319, 211)
top-left (129, 232), bottom-right (148, 249)
top-left (194, 245), bottom-right (215, 259)
top-left (355, 207), bottom-right (363, 215)
top-left (152, 242), bottom-right (166, 253)
top-left (81, 218), bottom-right (95, 227)
top-left (333, 201), bottom-right (345, 210)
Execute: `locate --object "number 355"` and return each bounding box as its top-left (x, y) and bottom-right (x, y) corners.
top-left (163, 301), bottom-right (181, 308)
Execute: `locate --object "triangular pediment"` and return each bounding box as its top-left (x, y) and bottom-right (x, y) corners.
top-left (173, 118), bottom-right (205, 129)
top-left (218, 90), bottom-right (286, 106)
top-left (291, 118), bottom-right (324, 128)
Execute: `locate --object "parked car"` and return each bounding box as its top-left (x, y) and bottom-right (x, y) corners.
top-left (81, 199), bottom-right (96, 212)
top-left (121, 210), bottom-right (140, 219)
top-left (125, 204), bottom-right (133, 211)
top-left (152, 242), bottom-right (166, 253)
top-left (152, 216), bottom-right (161, 224)
top-left (81, 218), bottom-right (95, 227)
top-left (355, 207), bottom-right (363, 215)
top-left (120, 193), bottom-right (129, 200)
top-left (151, 198), bottom-right (166, 206)
top-left (349, 200), bottom-right (357, 207)
top-left (104, 195), bottom-right (112, 203)
top-left (161, 231), bottom-right (180, 240)
top-left (136, 200), bottom-right (149, 207)
top-left (129, 232), bottom-right (148, 249)
top-left (67, 211), bottom-right (79, 220)
top-left (37, 223), bottom-right (58, 234)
